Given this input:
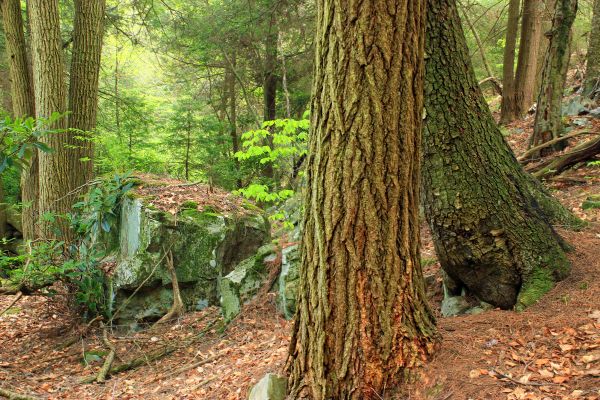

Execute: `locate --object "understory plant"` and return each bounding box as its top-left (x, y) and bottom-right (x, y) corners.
top-left (0, 173), bottom-right (134, 318)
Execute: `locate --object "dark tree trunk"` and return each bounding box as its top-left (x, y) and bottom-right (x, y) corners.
top-left (262, 15), bottom-right (277, 180)
top-left (584, 0), bottom-right (600, 97)
top-left (515, 0), bottom-right (544, 116)
top-left (1, 0), bottom-right (37, 240)
top-left (530, 0), bottom-right (578, 156)
top-left (500, 0), bottom-right (521, 123)
top-left (424, 0), bottom-right (575, 310)
top-left (287, 1), bottom-right (436, 399)
top-left (68, 0), bottom-right (106, 187)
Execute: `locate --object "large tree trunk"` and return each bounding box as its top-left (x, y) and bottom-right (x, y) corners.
top-left (286, 1), bottom-right (436, 399)
top-left (424, 0), bottom-right (574, 310)
top-left (500, 0), bottom-right (521, 123)
top-left (515, 0), bottom-right (544, 116)
top-left (1, 0), bottom-right (37, 240)
top-left (584, 0), bottom-right (600, 97)
top-left (68, 0), bottom-right (106, 187)
top-left (530, 0), bottom-right (578, 157)
top-left (29, 0), bottom-right (70, 239)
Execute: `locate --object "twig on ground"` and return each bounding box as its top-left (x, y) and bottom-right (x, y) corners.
top-left (0, 292), bottom-right (23, 317)
top-left (491, 369), bottom-right (559, 387)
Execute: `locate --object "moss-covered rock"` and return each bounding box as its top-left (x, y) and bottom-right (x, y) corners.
top-left (219, 244), bottom-right (277, 322)
top-left (110, 197), bottom-right (269, 328)
top-left (277, 244), bottom-right (300, 319)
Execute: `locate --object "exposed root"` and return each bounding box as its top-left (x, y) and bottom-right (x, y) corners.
top-left (0, 387), bottom-right (39, 400)
top-left (95, 324), bottom-right (116, 383)
top-left (156, 249), bottom-right (184, 324)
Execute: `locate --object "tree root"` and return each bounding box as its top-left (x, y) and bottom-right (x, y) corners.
top-left (155, 249), bottom-right (184, 324)
top-left (79, 346), bottom-right (175, 384)
top-left (531, 136), bottom-right (600, 179)
top-left (96, 324), bottom-right (116, 383)
top-left (0, 387), bottom-right (39, 400)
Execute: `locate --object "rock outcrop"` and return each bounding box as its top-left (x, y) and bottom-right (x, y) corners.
top-left (108, 189), bottom-right (269, 329)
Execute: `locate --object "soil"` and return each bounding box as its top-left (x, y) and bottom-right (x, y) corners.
top-left (1, 121), bottom-right (599, 400)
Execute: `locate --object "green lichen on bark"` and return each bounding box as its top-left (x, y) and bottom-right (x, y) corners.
top-left (423, 0), bottom-right (574, 310)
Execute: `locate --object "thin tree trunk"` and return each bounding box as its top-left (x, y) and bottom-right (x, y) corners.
top-left (29, 0), bottom-right (70, 239)
top-left (530, 0), bottom-right (578, 157)
top-left (515, 0), bottom-right (544, 116)
top-left (68, 0), bottom-right (106, 187)
top-left (287, 1), bottom-right (436, 398)
top-left (537, 0), bottom-right (557, 89)
top-left (225, 54), bottom-right (241, 188)
top-left (500, 0), bottom-right (521, 123)
top-left (461, 6), bottom-right (499, 94)
top-left (424, 0), bottom-right (574, 310)
top-left (185, 111), bottom-right (191, 181)
top-left (584, 0), bottom-right (600, 97)
top-left (263, 15), bottom-right (277, 180)
top-left (1, 0), bottom-right (37, 240)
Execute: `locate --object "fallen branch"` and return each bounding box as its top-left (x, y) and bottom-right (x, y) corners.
top-left (79, 346), bottom-right (175, 384)
top-left (518, 129), bottom-right (595, 164)
top-left (96, 325), bottom-right (116, 383)
top-left (0, 292), bottom-right (22, 318)
top-left (532, 136), bottom-right (600, 179)
top-left (0, 387), bottom-right (39, 400)
top-left (478, 76), bottom-right (503, 96)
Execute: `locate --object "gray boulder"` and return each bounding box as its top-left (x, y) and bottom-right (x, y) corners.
top-left (109, 196), bottom-right (269, 328)
top-left (220, 244), bottom-right (277, 322)
top-left (277, 245), bottom-right (300, 319)
top-left (248, 373), bottom-right (287, 400)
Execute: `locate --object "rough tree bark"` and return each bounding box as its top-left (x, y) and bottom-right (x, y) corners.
top-left (500, 0), bottom-right (521, 123)
top-left (1, 0), bottom-right (37, 240)
top-left (286, 1), bottom-right (437, 399)
top-left (515, 0), bottom-right (544, 116)
top-left (68, 0), bottom-right (106, 187)
top-left (424, 0), bottom-right (576, 310)
top-left (584, 0), bottom-right (600, 97)
top-left (530, 0), bottom-right (578, 157)
top-left (29, 0), bottom-right (70, 239)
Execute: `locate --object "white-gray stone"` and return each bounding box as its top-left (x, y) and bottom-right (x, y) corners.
top-left (248, 373), bottom-right (287, 400)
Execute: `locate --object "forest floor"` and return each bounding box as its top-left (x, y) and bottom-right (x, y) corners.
top-left (1, 117), bottom-right (599, 400)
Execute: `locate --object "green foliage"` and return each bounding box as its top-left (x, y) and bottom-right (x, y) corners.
top-left (234, 116), bottom-right (308, 206)
top-left (0, 113), bottom-right (61, 173)
top-left (0, 173), bottom-right (135, 318)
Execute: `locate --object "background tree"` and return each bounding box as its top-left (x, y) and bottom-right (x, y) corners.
top-left (499, 0), bottom-right (521, 123)
top-left (68, 0), bottom-right (107, 186)
top-left (584, 0), bottom-right (600, 97)
top-left (530, 0), bottom-right (578, 156)
top-left (286, 1), bottom-right (436, 398)
top-left (515, 0), bottom-right (544, 117)
top-left (424, 0), bottom-right (576, 309)
top-left (1, 0), bottom-right (36, 240)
